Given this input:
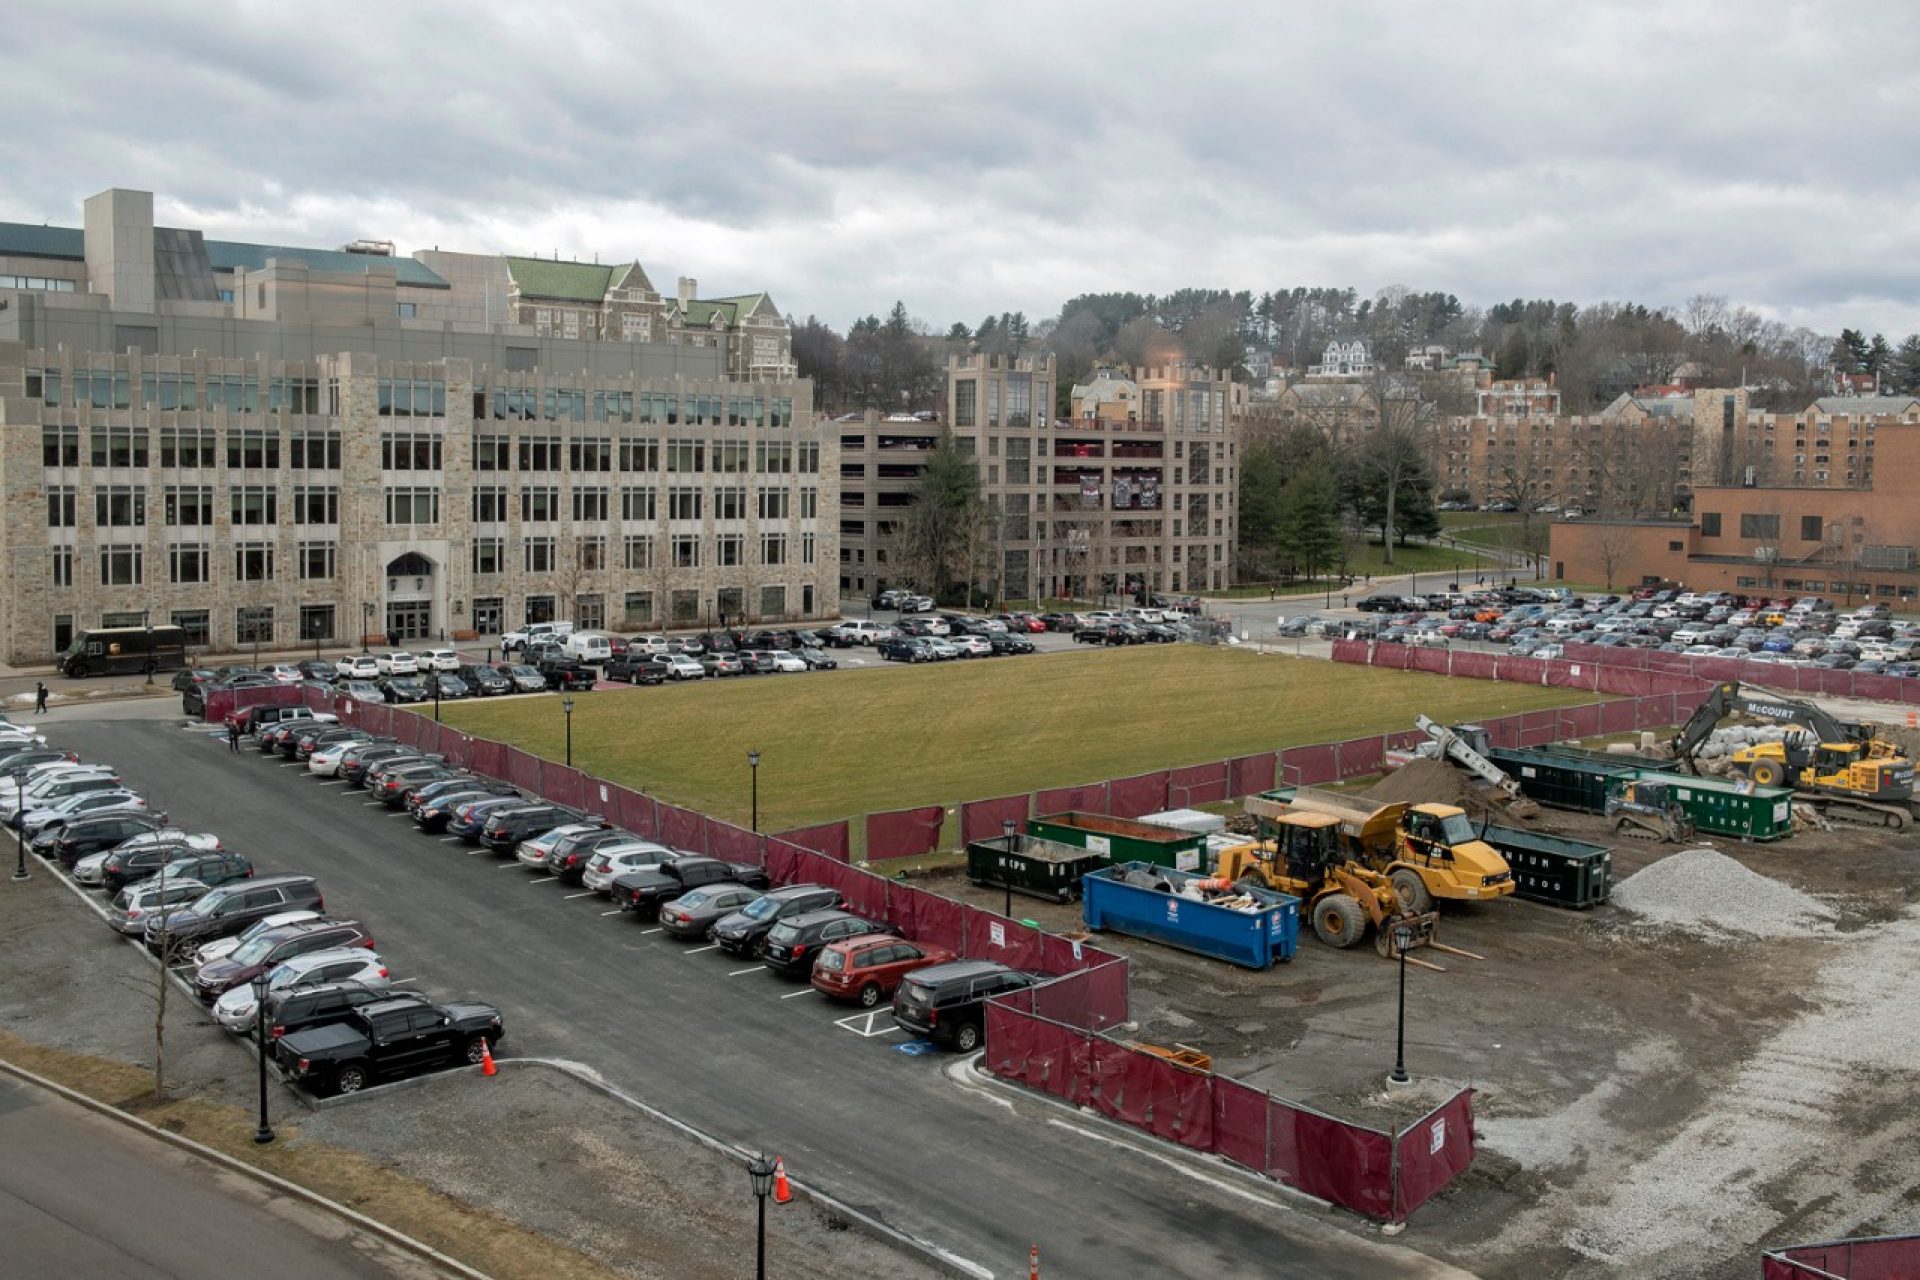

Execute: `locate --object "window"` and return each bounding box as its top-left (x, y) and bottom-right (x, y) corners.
top-left (396, 302), bottom-right (417, 319)
top-left (666, 440), bottom-right (704, 473)
top-left (713, 440), bottom-right (751, 473)
top-left (757, 488), bottom-right (790, 520)
top-left (518, 436), bottom-right (563, 471)
top-left (761, 533), bottom-right (787, 566)
top-left (620, 487), bottom-right (656, 521)
top-left (93, 485), bottom-right (147, 527)
top-left (593, 391), bottom-right (635, 423)
top-left (1668, 540), bottom-right (1684, 552)
top-left (171, 610), bottom-right (209, 646)
top-left (159, 427), bottom-right (216, 468)
top-left (571, 486), bottom-right (610, 521)
top-left (520, 486), bottom-right (560, 521)
top-left (376, 379), bottom-right (447, 418)
top-left (714, 487), bottom-right (747, 520)
top-left (42, 427), bottom-right (79, 467)
top-left (291, 485), bottom-right (338, 524)
top-left (472, 538), bottom-right (505, 575)
top-left (268, 376), bottom-right (321, 415)
top-left (771, 397), bottom-right (793, 430)
top-left (622, 591), bottom-right (653, 625)
top-left (473, 435), bottom-right (511, 471)
top-left (298, 542), bottom-right (336, 580)
top-left (169, 544), bottom-right (211, 583)
top-left (236, 607), bottom-right (274, 645)
top-left (756, 441), bottom-right (792, 473)
top-left (1699, 512), bottom-right (1722, 537)
top-left (289, 431), bottom-right (341, 470)
top-left (380, 432), bottom-right (443, 471)
top-left (50, 547), bottom-right (72, 587)
top-left (619, 439), bottom-right (658, 471)
top-left (1801, 515), bottom-right (1824, 541)
top-left (99, 545), bottom-right (143, 586)
top-left (800, 487), bottom-right (818, 519)
top-left (231, 486), bottom-right (278, 525)
top-left (802, 533), bottom-right (816, 564)
top-left (472, 487), bottom-right (509, 522)
top-left (640, 393), bottom-right (679, 425)
top-left (955, 380), bottom-right (977, 427)
top-left (1740, 513), bottom-right (1781, 540)
top-left (668, 487), bottom-right (702, 520)
top-left (570, 438), bottom-right (611, 472)
top-left (717, 534), bottom-right (744, 566)
top-left (299, 604), bottom-right (336, 642)
top-left (760, 585), bottom-right (787, 618)
top-left (798, 441), bottom-right (819, 473)
top-left (623, 536), bottom-right (653, 569)
top-left (223, 429), bottom-right (279, 470)
top-left (234, 543), bottom-right (275, 581)
top-left (524, 537), bottom-right (557, 572)
top-left (672, 535), bottom-right (700, 568)
top-left (385, 488), bottom-right (441, 524)
top-left (90, 427), bottom-right (150, 468)
top-left (576, 536), bottom-right (606, 570)
top-left (46, 486), bottom-right (76, 528)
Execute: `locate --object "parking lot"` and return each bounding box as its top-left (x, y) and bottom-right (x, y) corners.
top-left (32, 710), bottom-right (1439, 1280)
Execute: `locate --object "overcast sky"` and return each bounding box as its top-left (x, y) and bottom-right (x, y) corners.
top-left (5, 1), bottom-right (1918, 338)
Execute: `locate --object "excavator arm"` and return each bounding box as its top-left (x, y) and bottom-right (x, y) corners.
top-left (1671, 680), bottom-right (1867, 770)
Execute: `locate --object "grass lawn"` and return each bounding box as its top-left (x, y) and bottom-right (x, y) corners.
top-left (440, 647), bottom-right (1600, 841)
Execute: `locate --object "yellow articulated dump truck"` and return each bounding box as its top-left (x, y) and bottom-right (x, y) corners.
top-left (1245, 789), bottom-right (1515, 915)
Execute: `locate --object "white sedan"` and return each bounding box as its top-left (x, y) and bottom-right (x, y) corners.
top-left (307, 740), bottom-right (370, 776)
top-left (656, 655), bottom-right (704, 681)
top-left (416, 648), bottom-right (461, 672)
top-left (211, 948), bottom-right (391, 1033)
top-left (516, 821), bottom-right (608, 870)
top-left (768, 651), bottom-right (807, 673)
top-left (263, 663), bottom-right (304, 683)
top-left (375, 651), bottom-right (419, 676)
top-left (335, 655), bottom-right (380, 679)
top-left (192, 909), bottom-right (325, 966)
top-left (20, 789), bottom-right (146, 835)
top-left (951, 635), bottom-right (992, 657)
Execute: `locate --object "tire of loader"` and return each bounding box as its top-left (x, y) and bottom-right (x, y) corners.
top-left (1389, 867), bottom-right (1434, 915)
top-left (1749, 760), bottom-right (1783, 787)
top-left (1312, 894), bottom-right (1367, 948)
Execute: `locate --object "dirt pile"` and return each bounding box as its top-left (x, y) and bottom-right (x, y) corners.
top-left (1363, 755), bottom-right (1513, 819)
top-left (1610, 847), bottom-right (1837, 940)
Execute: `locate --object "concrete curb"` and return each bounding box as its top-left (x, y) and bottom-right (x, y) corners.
top-left (0, 1057), bottom-right (493, 1280)
top-left (492, 1057), bottom-right (994, 1280)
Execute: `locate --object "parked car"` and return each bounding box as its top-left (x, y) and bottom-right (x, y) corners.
top-left (494, 663), bottom-right (548, 693)
top-left (604, 651), bottom-right (669, 684)
top-left (810, 934), bottom-right (955, 1007)
top-left (379, 675), bottom-right (430, 704)
top-left (111, 849), bottom-right (252, 897)
top-left (759, 910), bottom-right (887, 978)
top-left (191, 919), bottom-right (376, 1003)
top-left (795, 646), bottom-right (838, 671)
top-left (479, 803), bottom-right (588, 854)
top-left (710, 884), bottom-right (844, 957)
top-left (611, 855), bottom-right (771, 918)
top-left (541, 827), bottom-right (639, 883)
top-left (540, 660), bottom-right (597, 691)
top-left (515, 820), bottom-right (614, 871)
top-left (39, 813), bottom-right (172, 870)
top-left (416, 648), bottom-right (460, 672)
top-left (373, 651), bottom-right (419, 676)
top-left (878, 636), bottom-right (933, 663)
top-left (341, 745), bottom-right (423, 787)
top-left (446, 794), bottom-right (535, 842)
top-left (261, 982), bottom-right (430, 1044)
top-left (275, 998), bottom-right (504, 1095)
top-left (334, 655), bottom-right (381, 680)
top-left (581, 842), bottom-right (678, 893)
top-left (456, 664), bottom-right (513, 696)
top-left (376, 761), bottom-right (464, 808)
top-left (211, 948), bottom-right (394, 1034)
top-left (106, 878), bottom-right (210, 935)
top-left (191, 909), bottom-right (327, 966)
top-left (658, 884), bottom-right (765, 939)
top-left (143, 874), bottom-right (325, 954)
top-left (19, 788), bottom-right (146, 836)
top-left (891, 960), bottom-right (1037, 1051)
top-left (700, 652), bottom-right (745, 678)
top-left (171, 668), bottom-right (218, 693)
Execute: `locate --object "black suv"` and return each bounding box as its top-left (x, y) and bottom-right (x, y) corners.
top-left (457, 664), bottom-right (513, 696)
top-left (37, 813), bottom-right (164, 869)
top-left (892, 960), bottom-right (1037, 1052)
top-left (480, 803), bottom-right (586, 854)
top-left (758, 909), bottom-right (885, 978)
top-left (267, 983), bottom-right (430, 1042)
top-left (144, 874), bottom-right (325, 953)
top-left (102, 847), bottom-right (250, 896)
top-left (710, 884), bottom-right (843, 957)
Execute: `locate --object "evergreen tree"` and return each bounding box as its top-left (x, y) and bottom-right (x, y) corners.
top-left (1278, 462), bottom-right (1342, 582)
top-left (1865, 332), bottom-right (1893, 377)
top-left (1889, 335), bottom-right (1920, 395)
top-left (1237, 444), bottom-right (1286, 576)
top-left (899, 429), bottom-right (982, 600)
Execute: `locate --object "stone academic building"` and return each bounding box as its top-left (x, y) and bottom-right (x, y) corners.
top-left (0, 188), bottom-right (830, 663)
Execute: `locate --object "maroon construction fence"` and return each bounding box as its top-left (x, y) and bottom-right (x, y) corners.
top-left (1762, 1234), bottom-right (1920, 1278)
top-left (983, 973), bottom-right (1471, 1223)
top-left (1566, 641), bottom-right (1920, 708)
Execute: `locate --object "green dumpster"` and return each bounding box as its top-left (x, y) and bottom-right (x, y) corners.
top-left (1611, 771), bottom-right (1795, 841)
top-left (1480, 824), bottom-right (1613, 909)
top-left (1026, 811), bottom-right (1208, 872)
top-left (1487, 746), bottom-right (1676, 814)
top-left (965, 834), bottom-right (1110, 903)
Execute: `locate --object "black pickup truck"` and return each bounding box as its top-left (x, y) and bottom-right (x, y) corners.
top-left (275, 997), bottom-right (505, 1095)
top-left (538, 657), bottom-right (597, 691)
top-left (612, 855), bottom-right (770, 918)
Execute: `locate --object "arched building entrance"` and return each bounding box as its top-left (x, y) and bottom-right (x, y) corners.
top-left (385, 551), bottom-right (436, 642)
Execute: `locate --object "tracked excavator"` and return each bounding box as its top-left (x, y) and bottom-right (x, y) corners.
top-left (1670, 681), bottom-right (1916, 829)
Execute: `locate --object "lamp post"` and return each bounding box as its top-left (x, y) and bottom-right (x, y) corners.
top-left (1388, 923), bottom-right (1413, 1086)
top-left (433, 671), bottom-right (443, 724)
top-left (747, 1153), bottom-right (776, 1280)
top-left (144, 611), bottom-right (155, 685)
top-left (748, 749), bottom-right (761, 832)
top-left (562, 696), bottom-right (575, 768)
top-left (252, 973), bottom-right (275, 1144)
top-left (362, 601), bottom-right (374, 655)
top-left (11, 764), bottom-right (28, 881)
top-left (1002, 818), bottom-right (1017, 920)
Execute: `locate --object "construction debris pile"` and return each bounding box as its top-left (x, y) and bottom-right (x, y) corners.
top-left (1364, 755), bottom-right (1489, 810)
top-left (1687, 723), bottom-right (1795, 770)
top-left (1610, 848), bottom-right (1838, 940)
top-left (1119, 867), bottom-right (1265, 913)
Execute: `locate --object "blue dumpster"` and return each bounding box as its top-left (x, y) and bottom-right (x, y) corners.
top-left (1081, 862), bottom-right (1300, 969)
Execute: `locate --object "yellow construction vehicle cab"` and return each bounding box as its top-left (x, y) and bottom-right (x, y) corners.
top-left (1215, 812), bottom-right (1438, 954)
top-left (1245, 793), bottom-right (1515, 915)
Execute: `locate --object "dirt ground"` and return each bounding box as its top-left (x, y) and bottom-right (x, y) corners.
top-left (923, 790), bottom-right (1920, 1279)
top-left (0, 870), bottom-right (937, 1280)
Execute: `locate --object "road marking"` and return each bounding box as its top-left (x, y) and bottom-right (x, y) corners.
top-left (466, 849), bottom-right (491, 856)
top-left (498, 862), bottom-right (531, 870)
top-left (780, 989), bottom-right (815, 1000)
top-left (727, 965), bottom-right (766, 976)
top-left (317, 780), bottom-right (347, 786)
top-left (641, 927), bottom-right (663, 935)
top-left (386, 811), bottom-right (412, 818)
top-left (439, 836), bottom-right (462, 843)
top-left (563, 890), bottom-right (595, 899)
top-left (528, 875), bottom-right (557, 885)
top-left (388, 977), bottom-right (419, 986)
top-left (600, 909), bottom-right (623, 916)
top-left (685, 943), bottom-right (719, 953)
top-left (834, 1010), bottom-right (902, 1037)
top-left (361, 800), bottom-right (385, 807)
top-left (278, 762), bottom-right (305, 768)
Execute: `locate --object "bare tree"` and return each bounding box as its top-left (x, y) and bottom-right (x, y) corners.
top-left (1595, 526), bottom-right (1631, 591)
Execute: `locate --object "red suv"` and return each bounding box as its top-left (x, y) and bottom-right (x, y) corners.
top-left (810, 934), bottom-right (954, 1008)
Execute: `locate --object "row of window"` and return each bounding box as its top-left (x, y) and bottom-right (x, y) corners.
top-left (479, 437), bottom-right (819, 474)
top-left (469, 532), bottom-right (816, 575)
top-left (1698, 513), bottom-right (1835, 542)
top-left (55, 541), bottom-right (337, 587)
top-left (43, 426), bottom-right (342, 470)
top-left (481, 388), bottom-right (794, 428)
top-left (27, 371), bottom-right (332, 415)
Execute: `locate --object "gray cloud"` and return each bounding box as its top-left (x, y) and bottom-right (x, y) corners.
top-left (3, 0), bottom-right (1919, 336)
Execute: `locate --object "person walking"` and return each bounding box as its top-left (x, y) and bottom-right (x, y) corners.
top-left (228, 717), bottom-right (242, 753)
top-left (34, 682), bottom-right (49, 715)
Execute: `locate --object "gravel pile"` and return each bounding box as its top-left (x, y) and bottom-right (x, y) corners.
top-left (1611, 847), bottom-right (1837, 939)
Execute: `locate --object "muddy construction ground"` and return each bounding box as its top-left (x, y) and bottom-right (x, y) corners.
top-left (927, 780), bottom-right (1920, 1279)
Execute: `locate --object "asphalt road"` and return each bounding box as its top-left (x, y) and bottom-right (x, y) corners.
top-left (0, 1070), bottom-right (440, 1279)
top-left (40, 712), bottom-right (1459, 1280)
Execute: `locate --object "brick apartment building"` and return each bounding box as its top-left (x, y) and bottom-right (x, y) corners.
top-left (0, 188), bottom-right (829, 664)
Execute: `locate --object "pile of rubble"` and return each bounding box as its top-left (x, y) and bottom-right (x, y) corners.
top-left (1610, 847), bottom-right (1837, 940)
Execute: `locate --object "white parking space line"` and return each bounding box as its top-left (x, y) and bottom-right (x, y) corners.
top-left (600, 909), bottom-right (623, 916)
top-left (834, 1010), bottom-right (903, 1038)
top-left (528, 876), bottom-right (557, 885)
top-left (563, 890), bottom-right (595, 899)
top-left (497, 862), bottom-right (530, 870)
top-left (361, 800), bottom-right (385, 807)
top-left (318, 780), bottom-right (347, 786)
top-left (728, 966), bottom-right (766, 977)
top-left (685, 943), bottom-right (719, 953)
top-left (779, 989), bottom-right (815, 1000)
top-left (439, 836), bottom-right (462, 843)
top-left (278, 762), bottom-right (305, 768)
top-left (466, 849), bottom-right (491, 856)
top-left (640, 927), bottom-right (663, 935)
top-left (388, 977), bottom-right (419, 986)
top-left (385, 811), bottom-right (412, 818)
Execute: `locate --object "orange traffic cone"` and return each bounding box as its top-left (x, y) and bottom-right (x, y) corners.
top-left (479, 1037), bottom-right (497, 1077)
top-left (773, 1156), bottom-right (792, 1205)
top-left (1030, 1244), bottom-right (1040, 1279)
